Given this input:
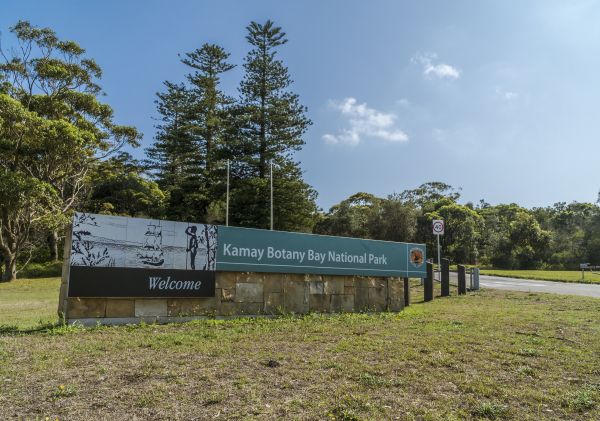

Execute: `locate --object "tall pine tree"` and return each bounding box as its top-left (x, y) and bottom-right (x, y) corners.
top-left (182, 44), bottom-right (234, 206)
top-left (182, 45), bottom-right (234, 168)
top-left (231, 20), bottom-right (317, 231)
top-left (145, 81), bottom-right (200, 220)
top-left (146, 44), bottom-right (234, 221)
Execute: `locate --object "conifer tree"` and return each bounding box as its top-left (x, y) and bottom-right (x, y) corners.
top-left (182, 44), bottom-right (234, 178)
top-left (232, 20), bottom-right (317, 231)
top-left (146, 44), bottom-right (234, 221)
top-left (145, 82), bottom-right (200, 221)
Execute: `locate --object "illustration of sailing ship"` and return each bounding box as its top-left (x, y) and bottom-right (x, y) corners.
top-left (136, 222), bottom-right (165, 266)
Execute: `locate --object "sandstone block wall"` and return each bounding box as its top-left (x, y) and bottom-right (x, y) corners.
top-left (63, 272), bottom-right (405, 320)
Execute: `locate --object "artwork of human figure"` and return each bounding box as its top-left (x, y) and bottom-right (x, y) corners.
top-left (185, 226), bottom-right (199, 270)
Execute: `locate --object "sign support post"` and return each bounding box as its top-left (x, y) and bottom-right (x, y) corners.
top-left (436, 233), bottom-right (441, 281)
top-left (226, 159), bottom-right (230, 227)
top-left (270, 161), bottom-right (274, 231)
top-left (432, 220), bottom-right (445, 282)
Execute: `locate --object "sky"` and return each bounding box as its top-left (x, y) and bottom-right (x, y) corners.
top-left (2, 0), bottom-right (600, 211)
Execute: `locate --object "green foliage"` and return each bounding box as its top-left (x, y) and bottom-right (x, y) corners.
top-left (399, 181), bottom-right (461, 207)
top-left (146, 81), bottom-right (202, 220)
top-left (84, 153), bottom-right (165, 218)
top-left (227, 20), bottom-right (316, 231)
top-left (0, 20), bottom-right (139, 280)
top-left (51, 384), bottom-right (77, 399)
top-left (315, 192), bottom-right (419, 244)
top-left (471, 401), bottom-right (507, 419)
top-left (146, 43), bottom-right (235, 222)
top-left (229, 164), bottom-right (317, 232)
top-left (370, 197), bottom-right (419, 242)
top-left (0, 164), bottom-right (63, 280)
top-left (562, 389), bottom-right (596, 412)
top-left (315, 193), bottom-right (380, 239)
top-left (146, 20), bottom-right (317, 231)
top-left (238, 20), bottom-right (310, 175)
top-left (18, 261), bottom-right (62, 278)
top-left (428, 202), bottom-right (483, 264)
top-left (317, 185), bottom-right (600, 270)
top-left (478, 204), bottom-right (551, 269)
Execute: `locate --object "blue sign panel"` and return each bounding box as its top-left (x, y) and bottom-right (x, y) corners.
top-left (216, 226), bottom-right (426, 277)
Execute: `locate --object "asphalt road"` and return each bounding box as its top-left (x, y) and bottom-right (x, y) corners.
top-left (449, 273), bottom-right (600, 298)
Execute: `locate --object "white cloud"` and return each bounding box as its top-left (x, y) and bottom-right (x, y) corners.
top-left (411, 52), bottom-right (460, 79)
top-left (495, 87), bottom-right (519, 100)
top-left (322, 98), bottom-right (409, 146)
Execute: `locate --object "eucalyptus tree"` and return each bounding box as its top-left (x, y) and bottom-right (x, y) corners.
top-left (314, 193), bottom-right (382, 239)
top-left (0, 21), bottom-right (139, 279)
top-left (84, 152), bottom-right (166, 218)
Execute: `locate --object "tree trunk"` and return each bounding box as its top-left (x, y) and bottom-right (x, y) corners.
top-left (2, 254), bottom-right (17, 282)
top-left (48, 230), bottom-right (59, 261)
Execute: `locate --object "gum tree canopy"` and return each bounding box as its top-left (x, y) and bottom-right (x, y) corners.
top-left (0, 21), bottom-right (139, 281)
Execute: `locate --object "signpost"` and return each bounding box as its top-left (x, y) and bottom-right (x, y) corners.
top-left (580, 263), bottom-right (600, 281)
top-left (432, 219), bottom-right (444, 281)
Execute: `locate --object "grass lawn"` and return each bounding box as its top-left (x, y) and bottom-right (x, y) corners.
top-left (480, 270), bottom-right (600, 284)
top-left (0, 277), bottom-right (61, 329)
top-left (0, 280), bottom-right (599, 419)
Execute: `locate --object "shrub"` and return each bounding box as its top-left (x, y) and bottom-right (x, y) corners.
top-left (19, 261), bottom-right (62, 278)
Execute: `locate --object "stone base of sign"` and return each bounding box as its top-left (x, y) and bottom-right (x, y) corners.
top-left (61, 271), bottom-right (406, 322)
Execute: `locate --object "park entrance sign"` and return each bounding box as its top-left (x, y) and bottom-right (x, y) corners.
top-left (218, 226), bottom-right (426, 277)
top-left (62, 212), bottom-right (426, 312)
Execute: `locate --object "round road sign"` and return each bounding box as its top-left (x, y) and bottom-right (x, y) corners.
top-left (432, 219), bottom-right (445, 235)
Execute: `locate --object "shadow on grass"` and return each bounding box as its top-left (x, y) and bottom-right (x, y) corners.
top-left (0, 319), bottom-right (89, 336)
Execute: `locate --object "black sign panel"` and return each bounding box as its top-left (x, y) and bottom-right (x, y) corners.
top-left (69, 266), bottom-right (216, 298)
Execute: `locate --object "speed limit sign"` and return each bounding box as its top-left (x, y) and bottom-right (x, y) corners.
top-left (432, 219), bottom-right (445, 235)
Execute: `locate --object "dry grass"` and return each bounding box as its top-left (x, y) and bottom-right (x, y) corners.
top-left (0, 281), bottom-right (599, 420)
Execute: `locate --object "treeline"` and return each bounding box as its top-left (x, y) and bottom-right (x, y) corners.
top-left (315, 183), bottom-right (600, 270)
top-left (1, 21), bottom-right (598, 281)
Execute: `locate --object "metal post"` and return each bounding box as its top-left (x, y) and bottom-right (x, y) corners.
top-left (441, 258), bottom-right (450, 297)
top-left (270, 161), bottom-right (274, 231)
top-left (403, 277), bottom-right (410, 307)
top-left (424, 262), bottom-right (434, 302)
top-left (473, 267), bottom-right (480, 290)
top-left (458, 265), bottom-right (466, 295)
top-left (437, 234), bottom-right (441, 282)
top-left (226, 159), bottom-right (230, 227)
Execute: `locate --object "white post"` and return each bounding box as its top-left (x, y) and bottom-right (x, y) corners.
top-left (270, 161), bottom-right (274, 231)
top-left (226, 159), bottom-right (230, 227)
top-left (437, 234), bottom-right (441, 282)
